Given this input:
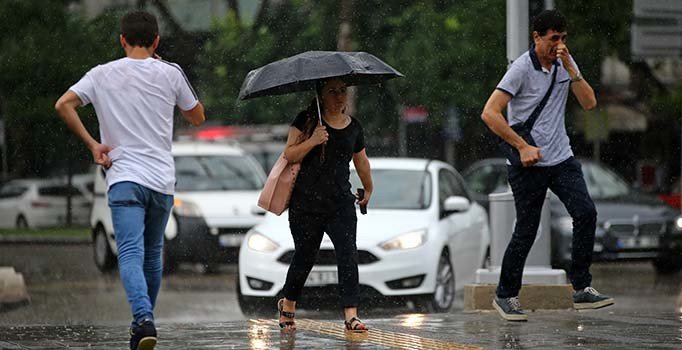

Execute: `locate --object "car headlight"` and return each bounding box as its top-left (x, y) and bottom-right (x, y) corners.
top-left (674, 216), bottom-right (682, 233)
top-left (173, 198), bottom-right (202, 217)
top-left (380, 230), bottom-right (426, 251)
top-left (247, 231), bottom-right (279, 252)
top-left (556, 216), bottom-right (573, 234)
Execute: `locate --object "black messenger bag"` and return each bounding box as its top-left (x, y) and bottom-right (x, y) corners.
top-left (497, 66), bottom-right (557, 166)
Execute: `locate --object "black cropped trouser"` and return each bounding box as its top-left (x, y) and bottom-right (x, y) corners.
top-left (496, 157), bottom-right (597, 298)
top-left (283, 207), bottom-right (359, 308)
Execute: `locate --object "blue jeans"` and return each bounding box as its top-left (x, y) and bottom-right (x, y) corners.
top-left (496, 157), bottom-right (597, 298)
top-left (108, 181), bottom-right (173, 324)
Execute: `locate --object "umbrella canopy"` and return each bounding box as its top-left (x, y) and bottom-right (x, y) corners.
top-left (238, 51), bottom-right (403, 100)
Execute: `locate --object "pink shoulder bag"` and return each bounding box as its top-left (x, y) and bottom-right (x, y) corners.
top-left (257, 153), bottom-right (301, 216)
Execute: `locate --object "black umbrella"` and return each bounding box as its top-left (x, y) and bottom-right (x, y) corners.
top-left (239, 51), bottom-right (402, 161)
top-left (238, 50), bottom-right (404, 101)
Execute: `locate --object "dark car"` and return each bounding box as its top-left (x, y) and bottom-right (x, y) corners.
top-left (463, 158), bottom-right (682, 274)
top-left (658, 177), bottom-right (681, 209)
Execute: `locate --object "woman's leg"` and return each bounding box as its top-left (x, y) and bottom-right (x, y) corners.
top-left (325, 210), bottom-right (364, 328)
top-left (281, 212), bottom-right (325, 328)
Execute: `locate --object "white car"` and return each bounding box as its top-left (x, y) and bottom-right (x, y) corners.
top-left (0, 179), bottom-right (90, 228)
top-left (237, 158), bottom-right (490, 314)
top-left (91, 142), bottom-right (267, 273)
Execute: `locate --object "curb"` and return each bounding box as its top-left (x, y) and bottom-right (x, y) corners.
top-left (0, 236), bottom-right (91, 245)
top-left (0, 267), bottom-right (30, 311)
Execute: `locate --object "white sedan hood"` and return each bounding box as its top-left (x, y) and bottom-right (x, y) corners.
top-left (175, 191), bottom-right (263, 226)
top-left (253, 209), bottom-right (432, 248)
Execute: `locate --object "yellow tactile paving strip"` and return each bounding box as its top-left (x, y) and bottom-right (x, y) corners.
top-left (250, 319), bottom-right (482, 350)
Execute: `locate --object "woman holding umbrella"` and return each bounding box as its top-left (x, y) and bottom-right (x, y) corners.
top-left (239, 50), bottom-right (402, 332)
top-left (277, 77), bottom-right (373, 332)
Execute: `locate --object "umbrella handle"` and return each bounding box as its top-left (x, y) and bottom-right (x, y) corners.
top-left (315, 92), bottom-right (325, 162)
top-left (315, 92), bottom-right (322, 125)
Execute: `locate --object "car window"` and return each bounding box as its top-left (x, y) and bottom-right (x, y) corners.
top-left (38, 185), bottom-right (83, 197)
top-left (584, 162), bottom-right (629, 199)
top-left (464, 164), bottom-right (504, 194)
top-left (175, 155), bottom-right (265, 191)
top-left (0, 185), bottom-right (27, 198)
top-left (350, 169), bottom-right (432, 209)
top-left (439, 169), bottom-right (467, 205)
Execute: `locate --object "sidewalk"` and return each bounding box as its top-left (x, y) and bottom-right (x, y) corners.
top-left (1, 309), bottom-right (680, 349)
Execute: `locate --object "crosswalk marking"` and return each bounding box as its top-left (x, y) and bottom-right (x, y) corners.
top-left (250, 319), bottom-right (482, 349)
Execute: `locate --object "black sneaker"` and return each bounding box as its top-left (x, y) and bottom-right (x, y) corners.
top-left (492, 296), bottom-right (528, 321)
top-left (129, 319), bottom-right (157, 350)
top-left (573, 287), bottom-right (614, 310)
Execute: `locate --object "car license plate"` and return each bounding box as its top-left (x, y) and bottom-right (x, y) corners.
top-left (218, 234), bottom-right (244, 247)
top-left (618, 237), bottom-right (636, 248)
top-left (638, 236), bottom-right (658, 248)
top-left (618, 237), bottom-right (658, 249)
top-left (304, 271), bottom-right (337, 287)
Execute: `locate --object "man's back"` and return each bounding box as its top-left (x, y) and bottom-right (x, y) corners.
top-left (70, 57), bottom-right (198, 194)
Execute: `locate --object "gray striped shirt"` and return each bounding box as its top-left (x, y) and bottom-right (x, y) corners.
top-left (496, 47), bottom-right (580, 166)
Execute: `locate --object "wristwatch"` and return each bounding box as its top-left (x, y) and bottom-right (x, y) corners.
top-left (571, 72), bottom-right (583, 82)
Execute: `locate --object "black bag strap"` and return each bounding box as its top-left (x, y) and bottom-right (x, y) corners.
top-left (521, 64), bottom-right (558, 129)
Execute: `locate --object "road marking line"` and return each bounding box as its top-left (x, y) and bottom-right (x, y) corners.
top-left (250, 319), bottom-right (481, 349)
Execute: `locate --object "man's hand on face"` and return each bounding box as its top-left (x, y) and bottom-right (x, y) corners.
top-left (556, 43), bottom-right (572, 69)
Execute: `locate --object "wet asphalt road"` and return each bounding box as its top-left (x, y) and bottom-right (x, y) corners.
top-left (1, 243), bottom-right (681, 349)
top-left (0, 243), bottom-right (243, 325)
top-left (0, 243), bottom-right (419, 326)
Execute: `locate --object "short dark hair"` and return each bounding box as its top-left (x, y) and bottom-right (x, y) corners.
top-left (120, 11), bottom-right (158, 47)
top-left (532, 10), bottom-right (567, 36)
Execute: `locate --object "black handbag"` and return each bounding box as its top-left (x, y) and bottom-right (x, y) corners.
top-left (498, 66), bottom-right (557, 166)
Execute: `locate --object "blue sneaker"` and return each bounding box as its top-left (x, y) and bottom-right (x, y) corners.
top-left (129, 319), bottom-right (157, 350)
top-left (493, 296), bottom-right (528, 321)
top-left (573, 287), bottom-right (614, 310)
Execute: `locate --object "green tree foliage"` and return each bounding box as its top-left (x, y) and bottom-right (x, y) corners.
top-left (198, 0), bottom-right (507, 160)
top-left (196, 0), bottom-right (338, 126)
top-left (0, 0), bottom-right (121, 177)
top-left (354, 0), bottom-right (506, 159)
top-left (558, 0), bottom-right (633, 89)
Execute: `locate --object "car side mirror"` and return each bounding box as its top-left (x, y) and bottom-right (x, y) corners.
top-left (443, 196), bottom-right (470, 213)
top-left (251, 205), bottom-right (267, 216)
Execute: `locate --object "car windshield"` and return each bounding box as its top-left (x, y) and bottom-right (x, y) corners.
top-left (584, 162), bottom-right (630, 199)
top-left (350, 169), bottom-right (432, 209)
top-left (175, 155), bottom-right (264, 191)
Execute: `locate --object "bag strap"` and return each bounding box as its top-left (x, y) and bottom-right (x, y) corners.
top-left (521, 63), bottom-right (558, 129)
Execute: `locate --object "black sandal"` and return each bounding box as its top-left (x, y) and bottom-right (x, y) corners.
top-left (278, 298), bottom-right (296, 330)
top-left (344, 316), bottom-right (368, 333)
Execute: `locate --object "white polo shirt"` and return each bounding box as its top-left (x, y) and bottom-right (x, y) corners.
top-left (70, 57), bottom-right (198, 194)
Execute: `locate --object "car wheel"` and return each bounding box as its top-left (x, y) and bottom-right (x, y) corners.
top-left (93, 225), bottom-right (117, 272)
top-left (16, 215), bottom-right (28, 229)
top-left (653, 257), bottom-right (682, 274)
top-left (414, 249), bottom-right (456, 313)
top-left (235, 273), bottom-right (276, 317)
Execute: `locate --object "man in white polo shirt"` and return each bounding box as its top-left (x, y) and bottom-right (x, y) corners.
top-left (55, 11), bottom-right (205, 350)
top-left (481, 9), bottom-right (613, 322)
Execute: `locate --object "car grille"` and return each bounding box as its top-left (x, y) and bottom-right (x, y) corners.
top-left (277, 249), bottom-right (379, 265)
top-left (605, 221), bottom-right (665, 238)
top-left (217, 227), bottom-right (249, 235)
top-left (639, 223), bottom-right (665, 235)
